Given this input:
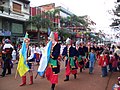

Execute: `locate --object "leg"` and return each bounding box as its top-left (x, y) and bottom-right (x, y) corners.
top-left (29, 68), bottom-right (33, 85)
top-left (19, 75), bottom-right (26, 86)
top-left (89, 61), bottom-right (92, 74)
top-left (71, 69), bottom-right (77, 79)
top-left (51, 84), bottom-right (55, 90)
top-left (64, 63), bottom-right (70, 81)
top-left (6, 59), bottom-right (11, 74)
top-left (64, 75), bottom-right (69, 81)
top-left (1, 60), bottom-right (7, 77)
top-left (50, 74), bottom-right (58, 90)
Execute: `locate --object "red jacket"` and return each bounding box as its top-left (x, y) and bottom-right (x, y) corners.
top-left (99, 55), bottom-right (109, 67)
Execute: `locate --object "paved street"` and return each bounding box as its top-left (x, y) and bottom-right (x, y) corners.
top-left (0, 62), bottom-right (119, 90)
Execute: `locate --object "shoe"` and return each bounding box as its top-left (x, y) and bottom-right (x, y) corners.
top-left (74, 74), bottom-right (77, 79)
top-left (64, 75), bottom-right (69, 81)
top-left (80, 69), bottom-right (82, 72)
top-left (19, 76), bottom-right (26, 86)
top-left (0, 74), bottom-right (5, 77)
top-left (6, 73), bottom-right (11, 75)
top-left (29, 76), bottom-right (33, 85)
top-left (89, 72), bottom-right (93, 74)
top-left (101, 75), bottom-right (106, 77)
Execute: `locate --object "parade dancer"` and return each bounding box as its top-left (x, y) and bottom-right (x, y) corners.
top-left (34, 44), bottom-right (40, 65)
top-left (18, 34), bottom-right (35, 86)
top-left (62, 38), bottom-right (78, 81)
top-left (1, 39), bottom-right (13, 77)
top-left (75, 40), bottom-right (83, 72)
top-left (45, 32), bottom-right (60, 90)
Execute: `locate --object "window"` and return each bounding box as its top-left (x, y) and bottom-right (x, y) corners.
top-left (24, 4), bottom-right (28, 9)
top-left (12, 23), bottom-right (23, 34)
top-left (13, 2), bottom-right (21, 13)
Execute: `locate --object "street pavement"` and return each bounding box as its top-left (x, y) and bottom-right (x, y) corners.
top-left (0, 61), bottom-right (119, 90)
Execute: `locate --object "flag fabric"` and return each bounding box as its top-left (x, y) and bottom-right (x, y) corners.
top-left (37, 41), bottom-right (52, 76)
top-left (47, 27), bottom-right (51, 36)
top-left (17, 34), bottom-right (29, 77)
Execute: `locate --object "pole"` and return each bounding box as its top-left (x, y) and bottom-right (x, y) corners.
top-left (15, 69), bottom-right (18, 79)
top-left (35, 73), bottom-right (38, 79)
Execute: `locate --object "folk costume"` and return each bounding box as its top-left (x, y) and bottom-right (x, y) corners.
top-left (62, 38), bottom-right (78, 81)
top-left (45, 32), bottom-right (60, 90)
top-left (77, 42), bottom-right (86, 72)
top-left (19, 36), bottom-right (35, 86)
top-left (1, 39), bottom-right (13, 77)
top-left (34, 45), bottom-right (41, 65)
top-left (75, 40), bottom-right (83, 72)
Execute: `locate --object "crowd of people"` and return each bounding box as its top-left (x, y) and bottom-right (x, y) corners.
top-left (0, 32), bottom-right (120, 90)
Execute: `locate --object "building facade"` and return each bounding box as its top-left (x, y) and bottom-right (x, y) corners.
top-left (27, 3), bottom-right (74, 43)
top-left (0, 0), bottom-right (30, 43)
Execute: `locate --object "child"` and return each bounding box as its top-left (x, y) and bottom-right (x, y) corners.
top-left (88, 49), bottom-right (96, 74)
top-left (12, 48), bottom-right (17, 64)
top-left (112, 53), bottom-right (118, 72)
top-left (99, 51), bottom-right (109, 77)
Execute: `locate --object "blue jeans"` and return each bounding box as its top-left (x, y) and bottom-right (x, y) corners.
top-left (101, 66), bottom-right (107, 77)
top-left (89, 61), bottom-right (95, 73)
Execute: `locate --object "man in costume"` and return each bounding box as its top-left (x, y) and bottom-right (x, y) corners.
top-left (62, 38), bottom-right (78, 81)
top-left (19, 35), bottom-right (35, 86)
top-left (75, 40), bottom-right (84, 72)
top-left (1, 39), bottom-right (13, 77)
top-left (45, 32), bottom-right (61, 90)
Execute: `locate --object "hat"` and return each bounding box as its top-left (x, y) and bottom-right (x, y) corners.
top-left (66, 38), bottom-right (71, 45)
top-left (48, 31), bottom-right (58, 41)
top-left (24, 33), bottom-right (30, 43)
top-left (5, 39), bottom-right (11, 43)
top-left (76, 40), bottom-right (80, 45)
top-left (88, 42), bottom-right (91, 46)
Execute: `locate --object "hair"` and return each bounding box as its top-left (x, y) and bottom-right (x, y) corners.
top-left (114, 53), bottom-right (119, 60)
top-left (110, 51), bottom-right (113, 54)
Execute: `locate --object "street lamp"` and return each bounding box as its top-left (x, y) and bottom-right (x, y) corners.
top-left (55, 13), bottom-right (59, 28)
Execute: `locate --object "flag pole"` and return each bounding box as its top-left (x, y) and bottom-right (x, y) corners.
top-left (35, 73), bottom-right (38, 79)
top-left (15, 69), bottom-right (18, 79)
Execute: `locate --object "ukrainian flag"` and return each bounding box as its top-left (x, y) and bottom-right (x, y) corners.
top-left (17, 34), bottom-right (29, 77)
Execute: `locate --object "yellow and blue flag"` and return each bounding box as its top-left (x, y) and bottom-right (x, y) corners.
top-left (17, 33), bottom-right (29, 77)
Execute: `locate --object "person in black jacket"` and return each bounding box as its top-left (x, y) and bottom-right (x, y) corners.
top-left (62, 38), bottom-right (78, 81)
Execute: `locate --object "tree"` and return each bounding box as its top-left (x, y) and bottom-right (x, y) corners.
top-left (30, 14), bottom-right (42, 43)
top-left (109, 2), bottom-right (120, 40)
top-left (30, 13), bottom-right (53, 43)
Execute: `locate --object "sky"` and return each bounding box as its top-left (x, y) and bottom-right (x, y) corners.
top-left (29, 0), bottom-right (116, 33)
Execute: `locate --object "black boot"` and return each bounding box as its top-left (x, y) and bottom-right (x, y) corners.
top-left (80, 68), bottom-right (82, 72)
top-left (64, 75), bottom-right (69, 81)
top-left (51, 84), bottom-right (55, 90)
top-left (74, 74), bottom-right (77, 79)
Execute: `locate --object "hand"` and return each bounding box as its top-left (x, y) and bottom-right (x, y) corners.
top-left (64, 57), bottom-right (67, 61)
top-left (2, 51), bottom-right (6, 54)
top-left (50, 55), bottom-right (54, 58)
top-left (26, 58), bottom-right (29, 62)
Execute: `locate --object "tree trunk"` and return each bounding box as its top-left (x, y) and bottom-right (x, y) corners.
top-left (37, 29), bottom-right (40, 44)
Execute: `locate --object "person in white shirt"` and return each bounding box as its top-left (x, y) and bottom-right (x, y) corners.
top-left (1, 39), bottom-right (13, 77)
top-left (19, 38), bottom-right (35, 86)
top-left (12, 48), bottom-right (17, 64)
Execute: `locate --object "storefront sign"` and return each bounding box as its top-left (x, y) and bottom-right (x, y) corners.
top-left (0, 30), bottom-right (11, 36)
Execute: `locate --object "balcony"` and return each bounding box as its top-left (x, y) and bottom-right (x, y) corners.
top-left (0, 0), bottom-right (30, 21)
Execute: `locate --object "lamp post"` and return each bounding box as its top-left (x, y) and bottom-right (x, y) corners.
top-left (55, 13), bottom-right (59, 29)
